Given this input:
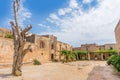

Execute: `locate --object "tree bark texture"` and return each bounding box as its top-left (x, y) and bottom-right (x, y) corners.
top-left (10, 0), bottom-right (32, 76)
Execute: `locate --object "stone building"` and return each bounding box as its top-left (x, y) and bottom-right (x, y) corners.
top-left (26, 34), bottom-right (72, 61)
top-left (73, 43), bottom-right (117, 51)
top-left (73, 43), bottom-right (117, 60)
top-left (104, 44), bottom-right (117, 50)
top-left (115, 20), bottom-right (120, 52)
top-left (56, 41), bottom-right (72, 60)
top-left (0, 34), bottom-right (72, 64)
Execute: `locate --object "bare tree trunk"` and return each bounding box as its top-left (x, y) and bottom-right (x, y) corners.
top-left (10, 0), bottom-right (32, 76)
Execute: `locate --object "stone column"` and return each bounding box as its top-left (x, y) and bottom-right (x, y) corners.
top-left (88, 52), bottom-right (90, 60)
top-left (101, 53), bottom-right (103, 60)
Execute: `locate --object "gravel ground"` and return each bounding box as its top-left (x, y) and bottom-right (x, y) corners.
top-left (0, 61), bottom-right (119, 80)
top-left (87, 65), bottom-right (120, 80)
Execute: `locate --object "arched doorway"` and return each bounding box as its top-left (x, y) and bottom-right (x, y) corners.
top-left (51, 44), bottom-right (54, 49)
top-left (51, 54), bottom-right (54, 60)
top-left (78, 54), bottom-right (81, 60)
top-left (103, 55), bottom-right (105, 60)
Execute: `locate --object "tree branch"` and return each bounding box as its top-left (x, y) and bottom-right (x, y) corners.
top-left (22, 25), bottom-right (32, 36)
top-left (10, 21), bottom-right (17, 38)
top-left (23, 45), bottom-right (32, 55)
top-left (13, 0), bottom-right (22, 39)
top-left (14, 0), bottom-right (19, 27)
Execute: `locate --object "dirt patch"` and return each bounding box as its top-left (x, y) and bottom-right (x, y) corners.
top-left (0, 61), bottom-right (119, 80)
top-left (87, 65), bottom-right (120, 80)
top-left (0, 61), bottom-right (98, 80)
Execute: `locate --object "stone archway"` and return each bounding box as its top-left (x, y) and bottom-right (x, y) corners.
top-left (103, 54), bottom-right (105, 60)
top-left (51, 54), bottom-right (54, 60)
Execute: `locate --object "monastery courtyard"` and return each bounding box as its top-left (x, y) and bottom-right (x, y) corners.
top-left (0, 61), bottom-right (120, 80)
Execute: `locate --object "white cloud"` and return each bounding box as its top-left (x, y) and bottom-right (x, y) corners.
top-left (58, 8), bottom-right (72, 16)
top-left (58, 9), bottom-right (66, 16)
top-left (8, 0), bottom-right (32, 28)
top-left (39, 0), bottom-right (120, 47)
top-left (38, 23), bottom-right (51, 30)
top-left (49, 14), bottom-right (59, 20)
top-left (69, 0), bottom-right (78, 8)
top-left (18, 0), bottom-right (32, 27)
top-left (83, 0), bottom-right (93, 4)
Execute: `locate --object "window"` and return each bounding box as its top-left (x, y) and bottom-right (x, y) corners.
top-left (51, 44), bottom-right (54, 49)
top-left (109, 47), bottom-right (113, 50)
top-left (59, 45), bottom-right (62, 51)
top-left (40, 41), bottom-right (45, 48)
top-left (86, 47), bottom-right (88, 51)
top-left (66, 46), bottom-right (67, 50)
top-left (41, 53), bottom-right (43, 55)
top-left (99, 48), bottom-right (101, 50)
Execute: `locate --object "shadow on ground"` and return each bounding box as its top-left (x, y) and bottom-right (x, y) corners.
top-left (0, 73), bottom-right (13, 79)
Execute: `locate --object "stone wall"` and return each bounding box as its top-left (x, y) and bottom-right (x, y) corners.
top-left (23, 43), bottom-right (50, 63)
top-left (73, 43), bottom-right (117, 52)
top-left (115, 20), bottom-right (120, 52)
top-left (0, 34), bottom-right (73, 64)
top-left (97, 45), bottom-right (105, 50)
top-left (0, 38), bottom-right (50, 65)
top-left (80, 44), bottom-right (98, 51)
top-left (56, 41), bottom-right (72, 60)
top-left (73, 43), bottom-right (117, 60)
top-left (104, 44), bottom-right (117, 50)
top-left (0, 38), bottom-right (13, 64)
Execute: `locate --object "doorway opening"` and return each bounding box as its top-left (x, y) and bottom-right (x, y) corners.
top-left (51, 54), bottom-right (54, 60)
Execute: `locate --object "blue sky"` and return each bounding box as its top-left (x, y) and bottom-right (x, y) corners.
top-left (0, 0), bottom-right (120, 47)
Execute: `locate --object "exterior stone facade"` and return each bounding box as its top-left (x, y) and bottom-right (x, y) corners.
top-left (73, 43), bottom-right (117, 60)
top-left (0, 34), bottom-right (72, 64)
top-left (115, 20), bottom-right (120, 52)
top-left (0, 38), bottom-right (13, 64)
top-left (26, 34), bottom-right (72, 61)
top-left (56, 41), bottom-right (72, 60)
top-left (104, 44), bottom-right (117, 50)
top-left (73, 43), bottom-right (117, 52)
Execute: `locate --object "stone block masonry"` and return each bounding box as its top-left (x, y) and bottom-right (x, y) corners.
top-left (0, 34), bottom-right (73, 65)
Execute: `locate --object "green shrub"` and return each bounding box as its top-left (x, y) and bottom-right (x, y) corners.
top-left (15, 70), bottom-right (22, 76)
top-left (112, 55), bottom-right (120, 72)
top-left (33, 59), bottom-right (41, 65)
top-left (107, 55), bottom-right (117, 65)
top-left (5, 33), bottom-right (13, 39)
top-left (61, 50), bottom-right (76, 62)
top-left (61, 59), bottom-right (65, 63)
top-left (107, 55), bottom-right (120, 72)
